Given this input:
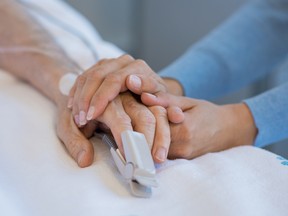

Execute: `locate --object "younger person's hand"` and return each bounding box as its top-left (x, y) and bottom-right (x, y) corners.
top-left (141, 93), bottom-right (258, 159)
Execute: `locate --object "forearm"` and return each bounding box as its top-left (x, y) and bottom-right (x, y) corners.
top-left (0, 0), bottom-right (80, 104)
top-left (244, 82), bottom-right (288, 147)
top-left (160, 0), bottom-right (288, 99)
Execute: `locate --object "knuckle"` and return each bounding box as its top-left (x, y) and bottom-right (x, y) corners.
top-left (123, 96), bottom-right (138, 109)
top-left (149, 106), bottom-right (167, 117)
top-left (90, 67), bottom-right (105, 80)
top-left (105, 73), bottom-right (121, 84)
top-left (134, 59), bottom-right (148, 67)
top-left (97, 58), bottom-right (108, 65)
top-left (132, 59), bottom-right (151, 75)
top-left (115, 113), bottom-right (132, 126)
top-left (78, 96), bottom-right (90, 109)
top-left (120, 54), bottom-right (134, 61)
top-left (76, 75), bottom-right (86, 86)
top-left (136, 109), bottom-right (156, 126)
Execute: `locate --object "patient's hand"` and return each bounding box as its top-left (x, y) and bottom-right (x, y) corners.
top-left (141, 93), bottom-right (258, 159)
top-left (56, 99), bottom-right (95, 167)
top-left (67, 55), bottom-right (184, 125)
top-left (57, 92), bottom-right (171, 167)
top-left (95, 92), bottom-right (172, 163)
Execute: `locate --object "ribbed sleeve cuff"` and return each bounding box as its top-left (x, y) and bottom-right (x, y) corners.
top-left (244, 83), bottom-right (288, 147)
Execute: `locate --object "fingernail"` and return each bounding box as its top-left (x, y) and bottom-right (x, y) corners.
top-left (129, 75), bottom-right (141, 89)
top-left (77, 150), bottom-right (86, 165)
top-left (155, 147), bottom-right (167, 162)
top-left (79, 110), bottom-right (87, 125)
top-left (145, 93), bottom-right (157, 98)
top-left (74, 115), bottom-right (80, 125)
top-left (67, 97), bottom-right (73, 109)
top-left (86, 106), bottom-right (95, 120)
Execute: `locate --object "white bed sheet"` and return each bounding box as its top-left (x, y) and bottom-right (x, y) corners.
top-left (1, 0), bottom-right (287, 215)
top-left (0, 70), bottom-right (287, 216)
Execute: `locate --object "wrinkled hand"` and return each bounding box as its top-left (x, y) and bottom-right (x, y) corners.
top-left (141, 93), bottom-right (258, 159)
top-left (95, 92), bottom-right (172, 164)
top-left (56, 99), bottom-right (95, 168)
top-left (56, 92), bottom-right (172, 167)
top-left (67, 55), bottom-right (168, 125)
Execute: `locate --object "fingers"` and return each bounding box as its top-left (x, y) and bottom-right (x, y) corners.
top-left (69, 54), bottom-right (135, 126)
top-left (81, 120), bottom-right (98, 138)
top-left (72, 74), bottom-right (86, 125)
top-left (120, 93), bottom-right (170, 163)
top-left (56, 107), bottom-right (94, 168)
top-left (166, 113), bottom-right (197, 160)
top-left (86, 59), bottom-right (165, 121)
top-left (126, 72), bottom-right (166, 95)
top-left (167, 106), bottom-right (185, 123)
top-left (67, 55), bottom-right (168, 128)
top-left (141, 92), bottom-right (170, 107)
top-left (141, 92), bottom-right (199, 111)
top-left (81, 56), bottom-right (134, 120)
top-left (120, 93), bottom-right (156, 150)
top-left (149, 106), bottom-right (171, 163)
top-left (97, 96), bottom-right (133, 153)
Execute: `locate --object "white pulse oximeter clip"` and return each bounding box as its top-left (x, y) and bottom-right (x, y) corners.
top-left (98, 131), bottom-right (158, 198)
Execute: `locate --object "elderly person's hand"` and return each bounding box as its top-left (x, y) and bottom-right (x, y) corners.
top-left (65, 55), bottom-right (185, 164)
top-left (140, 93), bottom-right (258, 159)
top-left (0, 1), bottom-right (173, 167)
top-left (57, 91), bottom-right (172, 167)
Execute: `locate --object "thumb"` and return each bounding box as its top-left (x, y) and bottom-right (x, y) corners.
top-left (140, 92), bottom-right (172, 108)
top-left (141, 93), bottom-right (185, 124)
top-left (141, 92), bottom-right (199, 110)
top-left (56, 111), bottom-right (94, 168)
top-left (126, 74), bottom-right (166, 95)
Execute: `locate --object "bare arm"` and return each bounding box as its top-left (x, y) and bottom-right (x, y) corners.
top-left (0, 1), bottom-right (171, 166)
top-left (0, 0), bottom-right (80, 104)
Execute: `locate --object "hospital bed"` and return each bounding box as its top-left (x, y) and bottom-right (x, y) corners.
top-left (0, 0), bottom-right (287, 215)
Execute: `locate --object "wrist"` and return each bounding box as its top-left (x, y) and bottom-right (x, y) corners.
top-left (163, 77), bottom-right (184, 96)
top-left (225, 103), bottom-right (258, 147)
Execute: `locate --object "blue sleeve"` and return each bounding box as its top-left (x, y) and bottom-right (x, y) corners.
top-left (244, 82), bottom-right (288, 147)
top-left (159, 0), bottom-right (288, 147)
top-left (159, 0), bottom-right (288, 99)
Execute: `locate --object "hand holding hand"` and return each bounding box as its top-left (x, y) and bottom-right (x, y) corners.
top-left (142, 93), bottom-right (258, 159)
top-left (67, 55), bottom-right (168, 126)
top-left (56, 91), bottom-right (173, 167)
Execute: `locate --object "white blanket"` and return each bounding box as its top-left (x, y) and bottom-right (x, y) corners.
top-left (0, 0), bottom-right (288, 215)
top-left (0, 73), bottom-right (287, 216)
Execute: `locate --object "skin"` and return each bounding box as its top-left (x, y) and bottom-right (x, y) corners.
top-left (68, 54), bottom-right (258, 159)
top-left (141, 92), bottom-right (258, 159)
top-left (0, 0), bottom-right (170, 167)
top-left (68, 55), bottom-right (184, 123)
top-left (68, 55), bottom-right (185, 162)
